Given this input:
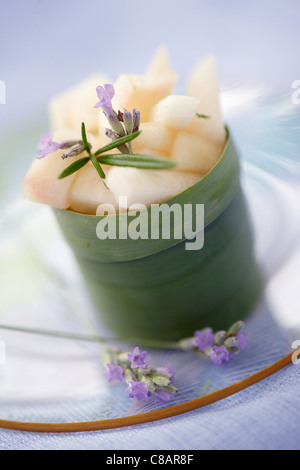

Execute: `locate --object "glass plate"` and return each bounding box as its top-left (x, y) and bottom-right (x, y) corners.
top-left (0, 91), bottom-right (299, 424)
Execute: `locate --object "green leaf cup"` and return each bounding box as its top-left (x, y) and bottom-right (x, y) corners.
top-left (53, 132), bottom-right (262, 341)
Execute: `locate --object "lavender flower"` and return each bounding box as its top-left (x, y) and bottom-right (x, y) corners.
top-left (126, 380), bottom-right (151, 401)
top-left (123, 110), bottom-right (133, 134)
top-left (37, 133), bottom-right (90, 160)
top-left (210, 345), bottom-right (230, 367)
top-left (103, 364), bottom-right (124, 383)
top-left (127, 346), bottom-right (148, 369)
top-left (61, 141), bottom-right (87, 159)
top-left (237, 332), bottom-right (248, 350)
top-left (94, 83), bottom-right (115, 114)
top-left (178, 320), bottom-right (248, 366)
top-left (156, 365), bottom-right (176, 384)
top-left (132, 108), bottom-right (141, 132)
top-left (193, 328), bottom-right (214, 352)
top-left (155, 389), bottom-right (175, 403)
top-left (95, 84), bottom-right (141, 151)
top-left (103, 347), bottom-right (177, 403)
top-left (37, 133), bottom-right (62, 158)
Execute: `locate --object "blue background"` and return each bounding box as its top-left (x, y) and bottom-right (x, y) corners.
top-left (0, 0), bottom-right (299, 141)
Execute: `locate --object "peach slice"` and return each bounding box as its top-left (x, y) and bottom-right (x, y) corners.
top-left (151, 95), bottom-right (200, 130)
top-left (186, 54), bottom-right (226, 144)
top-left (69, 164), bottom-right (117, 215)
top-left (170, 131), bottom-right (224, 173)
top-left (23, 130), bottom-right (101, 210)
top-left (111, 46), bottom-right (178, 123)
top-left (49, 74), bottom-right (110, 134)
top-left (106, 167), bottom-right (201, 208)
top-left (132, 122), bottom-right (175, 154)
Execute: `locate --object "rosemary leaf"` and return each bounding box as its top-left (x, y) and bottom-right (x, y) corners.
top-left (97, 153), bottom-right (176, 170)
top-left (90, 153), bottom-right (106, 179)
top-left (58, 157), bottom-right (90, 179)
top-left (94, 131), bottom-right (141, 156)
top-left (81, 122), bottom-right (91, 152)
top-left (196, 113), bottom-right (210, 119)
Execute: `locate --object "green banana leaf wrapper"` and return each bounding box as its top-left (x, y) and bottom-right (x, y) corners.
top-left (53, 132), bottom-right (263, 341)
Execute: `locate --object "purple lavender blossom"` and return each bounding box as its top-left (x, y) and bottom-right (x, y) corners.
top-left (127, 346), bottom-right (148, 369)
top-left (123, 110), bottom-right (133, 134)
top-left (126, 381), bottom-right (151, 401)
top-left (193, 328), bottom-right (214, 352)
top-left (155, 389), bottom-right (175, 403)
top-left (210, 345), bottom-right (230, 367)
top-left (237, 333), bottom-right (248, 350)
top-left (132, 108), bottom-right (141, 132)
top-left (103, 364), bottom-right (124, 383)
top-left (37, 133), bottom-right (62, 158)
top-left (94, 84), bottom-right (115, 114)
top-left (156, 364), bottom-right (176, 384)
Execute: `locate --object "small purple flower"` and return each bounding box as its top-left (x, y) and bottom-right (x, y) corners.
top-left (237, 333), bottom-right (248, 350)
top-left (132, 108), bottom-right (141, 132)
top-left (37, 133), bottom-right (62, 158)
top-left (127, 346), bottom-right (148, 369)
top-left (126, 381), bottom-right (151, 401)
top-left (103, 364), bottom-right (124, 383)
top-left (155, 389), bottom-right (175, 403)
top-left (94, 83), bottom-right (115, 115)
top-left (210, 345), bottom-right (230, 367)
top-left (123, 110), bottom-right (133, 134)
top-left (193, 328), bottom-right (214, 352)
top-left (156, 364), bottom-right (176, 384)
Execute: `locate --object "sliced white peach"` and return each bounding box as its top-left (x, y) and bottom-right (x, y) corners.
top-left (134, 148), bottom-right (169, 159)
top-left (23, 130), bottom-right (100, 210)
top-left (49, 74), bottom-right (110, 134)
top-left (69, 164), bottom-right (117, 215)
top-left (151, 95), bottom-right (200, 130)
top-left (186, 55), bottom-right (226, 143)
top-left (112, 73), bottom-right (177, 123)
top-left (170, 131), bottom-right (224, 174)
top-left (111, 46), bottom-right (178, 123)
top-left (145, 45), bottom-right (175, 79)
top-left (106, 167), bottom-right (201, 208)
top-left (132, 122), bottom-right (175, 154)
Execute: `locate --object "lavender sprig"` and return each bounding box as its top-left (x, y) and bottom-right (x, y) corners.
top-left (103, 346), bottom-right (177, 403)
top-left (0, 319), bottom-right (248, 404)
top-left (95, 84), bottom-right (140, 154)
top-left (178, 321), bottom-right (248, 367)
top-left (37, 133), bottom-right (69, 159)
top-left (37, 133), bottom-right (88, 160)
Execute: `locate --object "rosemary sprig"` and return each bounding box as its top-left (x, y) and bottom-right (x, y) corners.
top-left (40, 83), bottom-right (177, 183)
top-left (97, 153), bottom-right (176, 170)
top-left (58, 157), bottom-right (90, 179)
top-left (58, 125), bottom-right (174, 180)
top-left (94, 131), bottom-right (141, 156)
top-left (81, 122), bottom-right (106, 180)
